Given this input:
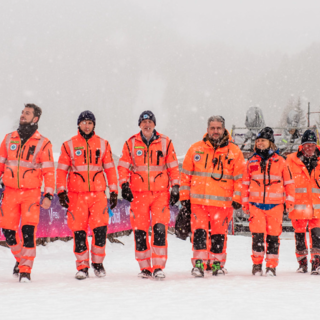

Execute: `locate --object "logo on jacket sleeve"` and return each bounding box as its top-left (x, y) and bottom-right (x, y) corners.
top-left (136, 150), bottom-right (143, 156)
top-left (194, 154), bottom-right (201, 162)
top-left (10, 144), bottom-right (17, 151)
top-left (75, 150), bottom-right (82, 156)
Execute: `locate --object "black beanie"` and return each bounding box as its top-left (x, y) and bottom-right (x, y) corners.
top-left (77, 110), bottom-right (96, 126)
top-left (138, 110), bottom-right (156, 126)
top-left (301, 130), bottom-right (317, 145)
top-left (256, 127), bottom-right (275, 143)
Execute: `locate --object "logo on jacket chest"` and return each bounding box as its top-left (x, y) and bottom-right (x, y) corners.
top-left (136, 150), bottom-right (143, 156)
top-left (194, 154), bottom-right (201, 162)
top-left (75, 150), bottom-right (82, 156)
top-left (10, 144), bottom-right (18, 151)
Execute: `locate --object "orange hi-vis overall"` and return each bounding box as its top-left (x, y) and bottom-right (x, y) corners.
top-left (180, 132), bottom-right (245, 267)
top-left (0, 130), bottom-right (55, 273)
top-left (242, 152), bottom-right (295, 268)
top-left (118, 131), bottom-right (180, 271)
top-left (57, 131), bottom-right (118, 270)
top-left (286, 146), bottom-right (320, 263)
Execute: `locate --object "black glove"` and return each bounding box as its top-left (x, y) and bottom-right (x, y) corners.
top-left (121, 182), bottom-right (134, 202)
top-left (232, 201), bottom-right (242, 210)
top-left (181, 200), bottom-right (191, 215)
top-left (175, 206), bottom-right (191, 240)
top-left (170, 185), bottom-right (180, 206)
top-left (58, 191), bottom-right (69, 209)
top-left (110, 192), bottom-right (118, 210)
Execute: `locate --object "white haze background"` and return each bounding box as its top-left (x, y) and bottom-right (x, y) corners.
top-left (1, 0), bottom-right (320, 155)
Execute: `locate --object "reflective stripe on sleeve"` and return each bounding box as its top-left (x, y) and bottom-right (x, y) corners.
top-left (294, 205), bottom-right (307, 210)
top-left (44, 187), bottom-right (54, 195)
top-left (180, 186), bottom-right (191, 191)
top-left (57, 163), bottom-right (70, 171)
top-left (284, 179), bottom-right (294, 185)
top-left (234, 174), bottom-right (243, 181)
top-left (312, 188), bottom-right (320, 194)
top-left (109, 184), bottom-right (118, 191)
top-left (103, 162), bottom-right (115, 169)
top-left (233, 191), bottom-right (241, 196)
top-left (171, 179), bottom-right (180, 185)
top-left (42, 161), bottom-right (54, 168)
top-left (295, 188), bottom-right (307, 193)
top-left (181, 168), bottom-right (193, 175)
top-left (57, 186), bottom-right (66, 192)
top-left (0, 156), bottom-right (6, 164)
top-left (119, 179), bottom-right (128, 186)
top-left (118, 160), bottom-right (131, 169)
top-left (313, 204), bottom-right (320, 209)
top-left (242, 181), bottom-right (250, 185)
top-left (242, 197), bottom-right (249, 202)
top-left (286, 195), bottom-right (295, 202)
top-left (100, 138), bottom-right (106, 158)
top-left (32, 136), bottom-right (45, 166)
top-left (167, 160), bottom-right (179, 169)
top-left (67, 139), bottom-right (75, 169)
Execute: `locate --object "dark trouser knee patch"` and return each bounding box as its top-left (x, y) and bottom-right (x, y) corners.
top-left (193, 229), bottom-right (207, 250)
top-left (21, 225), bottom-right (35, 248)
top-left (93, 226), bottom-right (107, 247)
top-left (2, 229), bottom-right (17, 246)
top-left (153, 223), bottom-right (166, 246)
top-left (74, 230), bottom-right (87, 253)
top-left (252, 233), bottom-right (265, 252)
top-left (295, 232), bottom-right (307, 251)
top-left (135, 229), bottom-right (147, 251)
top-left (210, 234), bottom-right (225, 253)
top-left (266, 235), bottom-right (279, 255)
top-left (311, 228), bottom-right (320, 249)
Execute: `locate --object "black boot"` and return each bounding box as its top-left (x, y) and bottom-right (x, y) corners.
top-left (297, 257), bottom-right (308, 273)
top-left (252, 264), bottom-right (263, 276)
top-left (75, 267), bottom-right (89, 280)
top-left (212, 261), bottom-right (226, 276)
top-left (19, 272), bottom-right (31, 283)
top-left (91, 263), bottom-right (106, 278)
top-left (265, 267), bottom-right (276, 276)
top-left (153, 268), bottom-right (165, 280)
top-left (138, 269), bottom-right (152, 279)
top-left (311, 255), bottom-right (320, 275)
top-left (191, 259), bottom-right (204, 277)
top-left (13, 261), bottom-right (19, 277)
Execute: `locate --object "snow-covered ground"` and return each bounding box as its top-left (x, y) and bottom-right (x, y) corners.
top-left (0, 233), bottom-right (319, 320)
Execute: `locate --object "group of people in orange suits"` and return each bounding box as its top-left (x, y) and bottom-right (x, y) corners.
top-left (0, 105), bottom-right (319, 282)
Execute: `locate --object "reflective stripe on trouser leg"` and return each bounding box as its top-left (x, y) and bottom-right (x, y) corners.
top-left (251, 251), bottom-right (265, 265)
top-left (91, 244), bottom-right (106, 264)
top-left (9, 242), bottom-right (22, 262)
top-left (295, 232), bottom-right (308, 261)
top-left (136, 248), bottom-right (152, 270)
top-left (266, 235), bottom-right (280, 267)
top-left (75, 251), bottom-right (90, 269)
top-left (20, 247), bottom-right (36, 272)
top-left (191, 251), bottom-right (209, 267)
top-left (251, 233), bottom-right (265, 264)
top-left (152, 223), bottom-right (168, 269)
top-left (208, 253), bottom-right (227, 267)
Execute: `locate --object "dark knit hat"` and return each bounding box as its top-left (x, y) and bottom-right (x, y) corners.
top-left (256, 127), bottom-right (275, 143)
top-left (77, 110), bottom-right (96, 126)
top-left (138, 110), bottom-right (156, 126)
top-left (301, 129), bottom-right (317, 145)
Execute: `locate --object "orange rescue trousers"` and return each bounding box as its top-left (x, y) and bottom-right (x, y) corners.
top-left (291, 218), bottom-right (320, 263)
top-left (249, 204), bottom-right (284, 268)
top-left (190, 204), bottom-right (233, 267)
top-left (130, 191), bottom-right (170, 272)
top-left (67, 191), bottom-right (109, 270)
top-left (0, 187), bottom-right (41, 273)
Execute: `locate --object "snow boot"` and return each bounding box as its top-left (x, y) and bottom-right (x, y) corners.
top-left (91, 263), bottom-right (106, 278)
top-left (153, 268), bottom-right (165, 280)
top-left (297, 257), bottom-right (308, 273)
top-left (19, 272), bottom-right (31, 283)
top-left (252, 264), bottom-right (263, 276)
top-left (75, 267), bottom-right (89, 280)
top-left (311, 255), bottom-right (320, 275)
top-left (138, 269), bottom-right (152, 279)
top-left (13, 261), bottom-right (19, 277)
top-left (191, 259), bottom-right (204, 277)
top-left (212, 261), bottom-right (226, 276)
top-left (265, 267), bottom-right (276, 276)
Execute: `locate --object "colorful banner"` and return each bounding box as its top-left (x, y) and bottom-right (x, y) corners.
top-left (0, 189), bottom-right (180, 240)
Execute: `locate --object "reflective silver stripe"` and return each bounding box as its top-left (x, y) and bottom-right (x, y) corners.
top-left (109, 184), bottom-right (118, 191)
top-left (294, 205), bottom-right (307, 210)
top-left (5, 133), bottom-right (12, 153)
top-left (212, 173), bottom-right (233, 180)
top-left (161, 136), bottom-right (167, 158)
top-left (295, 188), bottom-right (307, 193)
top-left (286, 195), bottom-right (295, 202)
top-left (19, 258), bottom-right (34, 269)
top-left (10, 242), bottom-right (22, 258)
top-left (131, 137), bottom-right (136, 166)
top-left (20, 247), bottom-right (36, 258)
top-left (242, 197), bottom-right (249, 202)
top-left (149, 165), bottom-right (166, 171)
top-left (119, 179), bottom-right (128, 186)
top-left (313, 204), bottom-right (320, 209)
top-left (310, 248), bottom-right (320, 254)
top-left (118, 160), bottom-right (131, 169)
top-left (193, 251), bottom-right (208, 260)
top-left (75, 251), bottom-right (89, 262)
top-left (67, 139), bottom-right (75, 170)
top-left (42, 161), bottom-right (54, 168)
top-left (251, 174), bottom-right (282, 180)
top-left (138, 259), bottom-right (151, 269)
top-left (250, 192), bottom-right (260, 197)
top-left (72, 165), bottom-right (103, 172)
top-left (269, 193), bottom-right (283, 198)
top-left (190, 193), bottom-right (232, 202)
top-left (6, 159), bottom-right (41, 169)
top-left (284, 179), bottom-right (294, 185)
top-left (91, 254), bottom-right (104, 264)
top-left (136, 249), bottom-right (152, 260)
top-left (252, 251), bottom-right (265, 257)
top-left (152, 257), bottom-right (166, 267)
top-left (171, 179), bottom-right (180, 185)
top-left (208, 253), bottom-right (226, 261)
top-left (57, 186), bottom-right (66, 192)
top-left (167, 160), bottom-right (179, 169)
top-left (152, 247), bottom-right (167, 256)
top-left (312, 188), bottom-right (320, 194)
top-left (180, 186), bottom-right (190, 191)
top-left (296, 250), bottom-right (308, 257)
top-left (32, 136), bottom-right (45, 166)
top-left (103, 162), bottom-right (115, 169)
top-left (266, 254), bottom-right (279, 261)
top-left (5, 160), bottom-right (18, 166)
top-left (233, 191), bottom-right (241, 196)
top-left (91, 245), bottom-right (106, 255)
top-left (0, 156), bottom-right (6, 164)
top-left (100, 138), bottom-right (106, 158)
top-left (133, 165), bottom-right (166, 172)
top-left (45, 187), bottom-right (54, 195)
top-left (234, 174), bottom-right (243, 181)
top-left (181, 168), bottom-right (193, 175)
top-left (242, 181), bottom-right (250, 185)
top-left (57, 163), bottom-right (69, 171)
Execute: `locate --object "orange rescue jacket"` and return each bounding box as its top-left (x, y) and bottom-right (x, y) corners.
top-left (242, 152), bottom-right (295, 206)
top-left (286, 146), bottom-right (320, 219)
top-left (180, 132), bottom-right (245, 207)
top-left (56, 131), bottom-right (118, 193)
top-left (117, 131), bottom-right (180, 192)
top-left (0, 130), bottom-right (55, 195)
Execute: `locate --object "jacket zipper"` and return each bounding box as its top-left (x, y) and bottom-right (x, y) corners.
top-left (263, 159), bottom-right (267, 204)
top-left (147, 145), bottom-right (150, 190)
top-left (18, 139), bottom-right (30, 188)
top-left (86, 140), bottom-right (91, 191)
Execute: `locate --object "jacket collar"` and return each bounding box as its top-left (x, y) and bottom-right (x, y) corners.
top-left (11, 130), bottom-right (41, 140)
top-left (134, 130), bottom-right (161, 144)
